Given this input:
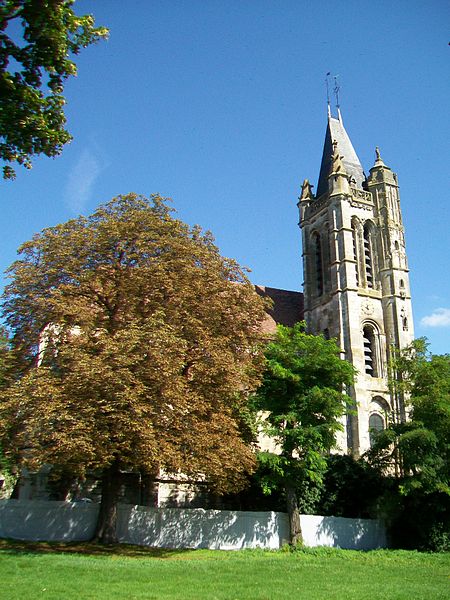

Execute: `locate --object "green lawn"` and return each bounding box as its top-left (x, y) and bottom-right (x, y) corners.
top-left (0, 540), bottom-right (449, 600)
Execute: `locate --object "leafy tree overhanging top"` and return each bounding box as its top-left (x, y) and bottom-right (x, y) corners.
top-left (0, 0), bottom-right (108, 179)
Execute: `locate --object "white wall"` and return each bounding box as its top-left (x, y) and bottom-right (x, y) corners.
top-left (300, 514), bottom-right (387, 551)
top-left (116, 505), bottom-right (289, 549)
top-left (0, 500), bottom-right (386, 550)
top-left (0, 500), bottom-right (98, 542)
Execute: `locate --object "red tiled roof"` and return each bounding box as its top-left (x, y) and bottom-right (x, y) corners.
top-left (255, 285), bottom-right (304, 333)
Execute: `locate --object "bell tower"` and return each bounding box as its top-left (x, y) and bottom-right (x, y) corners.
top-left (298, 108), bottom-right (414, 455)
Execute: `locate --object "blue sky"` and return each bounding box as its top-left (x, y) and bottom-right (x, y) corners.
top-left (1, 0), bottom-right (449, 354)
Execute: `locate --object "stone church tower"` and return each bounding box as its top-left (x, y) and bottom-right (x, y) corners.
top-left (298, 107), bottom-right (414, 455)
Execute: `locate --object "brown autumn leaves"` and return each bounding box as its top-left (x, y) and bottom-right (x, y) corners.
top-left (0, 194), bottom-right (269, 495)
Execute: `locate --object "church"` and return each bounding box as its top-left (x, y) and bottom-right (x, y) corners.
top-left (260, 104), bottom-right (414, 458)
top-left (8, 106), bottom-right (415, 505)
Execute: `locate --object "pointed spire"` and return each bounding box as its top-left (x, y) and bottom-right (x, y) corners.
top-left (316, 110), bottom-right (365, 197)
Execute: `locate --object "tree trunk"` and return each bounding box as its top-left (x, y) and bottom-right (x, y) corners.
top-left (286, 484), bottom-right (303, 546)
top-left (139, 470), bottom-right (158, 506)
top-left (93, 459), bottom-right (121, 544)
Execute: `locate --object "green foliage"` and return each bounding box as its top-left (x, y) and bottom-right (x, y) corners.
top-left (369, 345), bottom-right (449, 496)
top-left (427, 523), bottom-right (450, 553)
top-left (253, 324), bottom-right (355, 539)
top-left (0, 446), bottom-right (17, 498)
top-left (254, 324), bottom-right (355, 490)
top-left (385, 489), bottom-right (450, 552)
top-left (388, 338), bottom-right (429, 397)
top-left (368, 340), bottom-right (450, 550)
top-left (412, 354), bottom-right (450, 479)
top-left (254, 450), bottom-right (324, 514)
top-left (317, 454), bottom-right (386, 519)
top-left (368, 422), bottom-right (447, 496)
top-left (0, 0), bottom-right (108, 179)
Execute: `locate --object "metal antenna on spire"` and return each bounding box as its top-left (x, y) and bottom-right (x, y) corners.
top-left (326, 72), bottom-right (331, 117)
top-left (333, 75), bottom-right (340, 109)
top-left (333, 75), bottom-right (343, 122)
top-left (326, 72), bottom-right (331, 104)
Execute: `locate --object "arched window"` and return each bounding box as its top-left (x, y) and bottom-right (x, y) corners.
top-left (312, 232), bottom-right (323, 297)
top-left (363, 223), bottom-right (374, 288)
top-left (363, 324), bottom-right (379, 377)
top-left (369, 413), bottom-right (384, 447)
top-left (323, 223), bottom-right (331, 293)
top-left (352, 221), bottom-right (359, 286)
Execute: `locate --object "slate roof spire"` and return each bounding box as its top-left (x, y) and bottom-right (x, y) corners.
top-left (316, 109), bottom-right (366, 197)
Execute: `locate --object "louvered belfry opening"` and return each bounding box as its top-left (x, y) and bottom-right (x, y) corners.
top-left (314, 233), bottom-right (323, 296)
top-left (352, 224), bottom-right (359, 286)
top-left (363, 325), bottom-right (377, 377)
top-left (363, 224), bottom-right (373, 288)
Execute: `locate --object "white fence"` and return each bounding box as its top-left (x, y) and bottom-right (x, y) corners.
top-left (0, 500), bottom-right (387, 550)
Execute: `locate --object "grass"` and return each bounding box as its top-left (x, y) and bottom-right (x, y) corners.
top-left (0, 540), bottom-right (449, 599)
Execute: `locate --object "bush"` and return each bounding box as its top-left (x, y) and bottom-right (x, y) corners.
top-left (387, 490), bottom-right (450, 551)
top-left (317, 455), bottom-right (385, 518)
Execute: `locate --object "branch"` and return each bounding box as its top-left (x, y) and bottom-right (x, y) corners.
top-left (0, 5), bottom-right (24, 23)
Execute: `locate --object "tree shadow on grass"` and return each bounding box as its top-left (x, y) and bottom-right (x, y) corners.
top-left (0, 539), bottom-right (195, 559)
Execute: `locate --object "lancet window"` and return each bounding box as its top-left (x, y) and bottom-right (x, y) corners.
top-left (368, 413), bottom-right (384, 447)
top-left (312, 232), bottom-right (324, 297)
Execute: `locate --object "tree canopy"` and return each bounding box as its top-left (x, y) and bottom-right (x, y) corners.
top-left (367, 340), bottom-right (450, 550)
top-left (369, 340), bottom-right (450, 496)
top-left (0, 328), bottom-right (13, 388)
top-left (0, 193), bottom-right (268, 542)
top-left (0, 0), bottom-right (108, 179)
top-left (253, 323), bottom-right (355, 544)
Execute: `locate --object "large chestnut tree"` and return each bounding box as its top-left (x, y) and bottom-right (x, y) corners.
top-left (0, 194), bottom-right (268, 542)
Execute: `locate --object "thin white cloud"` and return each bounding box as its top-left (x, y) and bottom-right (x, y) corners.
top-left (64, 148), bottom-right (102, 215)
top-left (420, 308), bottom-right (450, 328)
